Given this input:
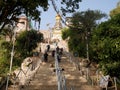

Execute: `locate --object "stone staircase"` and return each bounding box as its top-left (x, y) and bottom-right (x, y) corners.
top-left (8, 50), bottom-right (101, 90)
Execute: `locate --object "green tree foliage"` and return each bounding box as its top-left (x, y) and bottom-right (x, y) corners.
top-left (90, 14), bottom-right (120, 77)
top-left (0, 0), bottom-right (82, 32)
top-left (16, 30), bottom-right (43, 58)
top-left (62, 10), bottom-right (106, 57)
top-left (110, 1), bottom-right (120, 17)
top-left (60, 0), bottom-right (82, 16)
top-left (0, 0), bottom-right (45, 32)
top-left (71, 10), bottom-right (106, 31)
top-left (0, 39), bottom-right (13, 75)
top-left (62, 28), bottom-right (70, 40)
top-left (0, 40), bottom-right (17, 75)
top-left (1, 24), bottom-right (14, 41)
top-left (0, 30), bottom-right (43, 75)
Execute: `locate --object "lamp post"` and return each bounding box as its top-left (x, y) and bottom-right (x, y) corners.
top-left (5, 23), bottom-right (25, 90)
top-left (46, 23), bottom-right (51, 44)
top-left (5, 26), bottom-right (17, 90)
top-left (86, 30), bottom-right (90, 62)
top-left (86, 31), bottom-right (89, 61)
top-left (85, 30), bottom-right (90, 80)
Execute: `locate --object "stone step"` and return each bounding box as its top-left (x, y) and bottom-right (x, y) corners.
top-left (20, 85), bottom-right (58, 90)
top-left (7, 50), bottom-right (101, 90)
top-left (8, 84), bottom-right (101, 90)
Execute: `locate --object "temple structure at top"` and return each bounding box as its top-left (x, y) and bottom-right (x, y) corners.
top-left (51, 14), bottom-right (63, 42)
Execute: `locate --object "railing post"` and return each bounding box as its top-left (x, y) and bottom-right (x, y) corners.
top-left (86, 68), bottom-right (89, 80)
top-left (6, 29), bottom-right (16, 90)
top-left (55, 51), bottom-right (61, 90)
top-left (114, 77), bottom-right (117, 90)
top-left (63, 76), bottom-right (67, 90)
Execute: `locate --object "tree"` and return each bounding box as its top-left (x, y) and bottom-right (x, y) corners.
top-left (0, 39), bottom-right (12, 74)
top-left (62, 27), bottom-right (70, 40)
top-left (0, 24), bottom-right (14, 41)
top-left (0, 29), bottom-right (43, 75)
top-left (62, 10), bottom-right (106, 58)
top-left (0, 0), bottom-right (82, 33)
top-left (110, 1), bottom-right (120, 17)
top-left (16, 30), bottom-right (43, 58)
top-left (90, 14), bottom-right (120, 78)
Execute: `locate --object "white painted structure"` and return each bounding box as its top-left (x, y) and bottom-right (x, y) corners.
top-left (16, 16), bottom-right (31, 33)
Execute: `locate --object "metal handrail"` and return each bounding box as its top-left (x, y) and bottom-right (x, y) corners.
top-left (57, 51), bottom-right (120, 90)
top-left (116, 77), bottom-right (120, 84)
top-left (7, 56), bottom-right (42, 90)
top-left (61, 75), bottom-right (67, 90)
top-left (0, 77), bottom-right (7, 89)
top-left (55, 51), bottom-right (61, 90)
top-left (55, 50), bottom-right (76, 90)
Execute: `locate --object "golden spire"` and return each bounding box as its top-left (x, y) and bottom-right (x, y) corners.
top-left (55, 14), bottom-right (61, 20)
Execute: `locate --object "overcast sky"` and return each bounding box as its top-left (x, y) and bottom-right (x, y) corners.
top-left (35, 0), bottom-right (119, 30)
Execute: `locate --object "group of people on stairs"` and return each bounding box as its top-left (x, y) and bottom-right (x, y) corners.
top-left (42, 44), bottom-right (63, 63)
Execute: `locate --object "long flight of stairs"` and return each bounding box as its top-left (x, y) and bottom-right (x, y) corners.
top-left (8, 48), bottom-right (101, 90)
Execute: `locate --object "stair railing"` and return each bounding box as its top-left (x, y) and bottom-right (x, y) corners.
top-left (64, 51), bottom-right (73, 63)
top-left (55, 51), bottom-right (61, 90)
top-left (5, 64), bottom-right (31, 90)
top-left (114, 77), bottom-right (120, 90)
top-left (116, 77), bottom-right (120, 84)
top-left (60, 72), bottom-right (67, 90)
top-left (55, 48), bottom-right (68, 90)
top-left (12, 67), bottom-right (29, 90)
top-left (8, 56), bottom-right (42, 90)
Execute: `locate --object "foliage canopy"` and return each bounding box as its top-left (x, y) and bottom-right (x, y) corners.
top-left (16, 30), bottom-right (43, 58)
top-left (110, 1), bottom-right (120, 17)
top-left (62, 10), bottom-right (106, 57)
top-left (90, 14), bottom-right (120, 77)
top-left (0, 0), bottom-right (82, 32)
top-left (0, 30), bottom-right (43, 75)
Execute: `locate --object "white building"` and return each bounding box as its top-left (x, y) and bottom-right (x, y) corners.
top-left (16, 15), bottom-right (32, 33)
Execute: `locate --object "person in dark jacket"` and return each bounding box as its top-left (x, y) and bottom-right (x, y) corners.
top-left (43, 52), bottom-right (48, 62)
top-left (56, 46), bottom-right (59, 53)
top-left (47, 44), bottom-right (50, 52)
top-left (52, 50), bottom-right (55, 57)
top-left (57, 54), bottom-right (61, 62)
